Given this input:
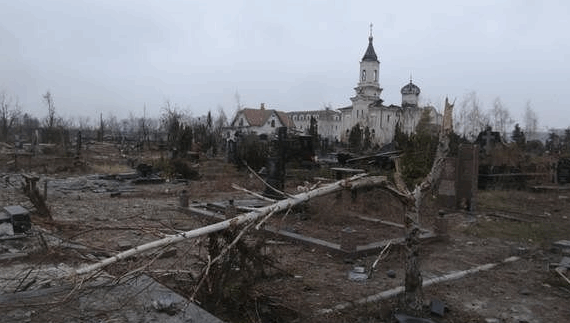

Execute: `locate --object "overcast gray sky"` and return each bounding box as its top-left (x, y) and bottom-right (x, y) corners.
top-left (1, 0), bottom-right (568, 129)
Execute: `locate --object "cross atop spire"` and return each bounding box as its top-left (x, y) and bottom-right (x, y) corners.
top-left (362, 25), bottom-right (378, 62)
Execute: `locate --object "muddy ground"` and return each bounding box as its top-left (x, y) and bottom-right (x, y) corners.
top-left (1, 142), bottom-right (570, 322)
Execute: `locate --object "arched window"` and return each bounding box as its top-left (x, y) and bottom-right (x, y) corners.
top-left (361, 70), bottom-right (366, 81)
top-left (239, 118), bottom-right (244, 126)
top-left (374, 70), bottom-right (378, 81)
top-left (271, 120), bottom-right (275, 127)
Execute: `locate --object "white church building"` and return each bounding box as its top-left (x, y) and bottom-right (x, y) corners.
top-left (290, 30), bottom-right (442, 146)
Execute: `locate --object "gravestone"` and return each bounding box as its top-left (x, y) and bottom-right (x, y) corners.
top-left (437, 144), bottom-right (478, 211)
top-left (3, 205), bottom-right (31, 233)
top-left (263, 127), bottom-right (287, 199)
top-left (456, 144), bottom-right (478, 211)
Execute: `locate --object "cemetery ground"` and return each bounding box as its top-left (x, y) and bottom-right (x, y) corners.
top-left (1, 142), bottom-right (570, 322)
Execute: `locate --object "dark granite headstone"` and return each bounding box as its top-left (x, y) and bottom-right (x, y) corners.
top-left (456, 144), bottom-right (478, 211)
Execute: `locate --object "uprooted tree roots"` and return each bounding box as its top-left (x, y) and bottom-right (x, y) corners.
top-left (195, 226), bottom-right (281, 320)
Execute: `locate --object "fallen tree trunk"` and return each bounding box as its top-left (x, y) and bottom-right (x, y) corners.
top-left (75, 173), bottom-right (374, 275)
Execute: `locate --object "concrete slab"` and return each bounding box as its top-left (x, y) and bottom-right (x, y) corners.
top-left (0, 274), bottom-right (225, 323)
top-left (3, 205), bottom-right (29, 216)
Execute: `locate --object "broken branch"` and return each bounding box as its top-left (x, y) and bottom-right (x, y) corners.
top-left (555, 267), bottom-right (570, 286)
top-left (370, 240), bottom-right (392, 275)
top-left (245, 164), bottom-right (293, 198)
top-left (231, 183), bottom-right (276, 203)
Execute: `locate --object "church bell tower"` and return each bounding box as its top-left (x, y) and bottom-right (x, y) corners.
top-left (354, 24), bottom-right (382, 100)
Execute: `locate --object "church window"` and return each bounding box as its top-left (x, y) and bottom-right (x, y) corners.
top-left (239, 118), bottom-right (244, 126)
top-left (374, 70), bottom-right (378, 81)
top-left (361, 70), bottom-right (366, 81)
top-left (387, 115), bottom-right (390, 122)
top-left (271, 120), bottom-right (275, 127)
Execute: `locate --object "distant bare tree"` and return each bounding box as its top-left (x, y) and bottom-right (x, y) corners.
top-left (105, 113), bottom-right (121, 141)
top-left (0, 90), bottom-right (22, 142)
top-left (491, 97), bottom-right (513, 139)
top-left (456, 92), bottom-right (489, 140)
top-left (42, 90), bottom-right (63, 143)
top-left (215, 106), bottom-right (228, 131)
top-left (234, 90), bottom-right (243, 119)
top-left (161, 100), bottom-right (192, 157)
top-left (453, 99), bottom-right (467, 137)
top-left (43, 90), bottom-right (56, 129)
top-left (97, 113), bottom-right (104, 141)
top-left (77, 116), bottom-right (92, 131)
top-left (140, 105), bottom-right (150, 148)
top-left (523, 100), bottom-right (538, 139)
top-left (20, 113), bottom-right (40, 140)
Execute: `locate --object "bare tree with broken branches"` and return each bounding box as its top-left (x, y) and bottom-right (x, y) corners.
top-left (398, 97), bottom-right (454, 313)
top-left (0, 89), bottom-right (22, 142)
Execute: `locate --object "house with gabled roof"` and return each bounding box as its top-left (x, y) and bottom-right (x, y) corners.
top-left (229, 103), bottom-right (295, 138)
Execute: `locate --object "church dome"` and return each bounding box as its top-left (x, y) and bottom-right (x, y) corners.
top-left (400, 80), bottom-right (421, 95)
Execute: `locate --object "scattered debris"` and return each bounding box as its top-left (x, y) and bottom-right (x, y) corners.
top-left (553, 240), bottom-right (570, 250)
top-left (348, 266), bottom-right (368, 281)
top-left (151, 294), bottom-right (182, 315)
top-left (519, 288), bottom-right (531, 296)
top-left (429, 298), bottom-right (446, 316)
top-left (485, 212), bottom-right (532, 223)
top-left (559, 256), bottom-right (570, 269)
top-left (555, 267), bottom-right (570, 286)
top-left (0, 221), bottom-right (14, 236)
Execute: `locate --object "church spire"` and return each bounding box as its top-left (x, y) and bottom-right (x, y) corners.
top-left (362, 23), bottom-right (378, 62)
